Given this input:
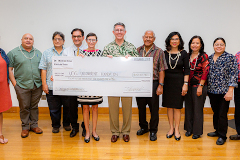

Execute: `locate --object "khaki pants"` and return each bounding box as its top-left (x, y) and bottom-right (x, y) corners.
top-left (14, 84), bottom-right (42, 130)
top-left (108, 96), bottom-right (132, 135)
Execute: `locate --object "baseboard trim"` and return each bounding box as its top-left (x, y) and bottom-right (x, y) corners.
top-left (4, 107), bottom-right (235, 114)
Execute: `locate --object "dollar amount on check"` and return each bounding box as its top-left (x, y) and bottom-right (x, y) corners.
top-left (52, 57), bottom-right (153, 97)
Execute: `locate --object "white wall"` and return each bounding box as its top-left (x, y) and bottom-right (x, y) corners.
top-left (0, 0), bottom-right (239, 107)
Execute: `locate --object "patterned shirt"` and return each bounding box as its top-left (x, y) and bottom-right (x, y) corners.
top-left (83, 49), bottom-right (102, 57)
top-left (7, 45), bottom-right (42, 89)
top-left (208, 51), bottom-right (238, 94)
top-left (102, 40), bottom-right (138, 57)
top-left (189, 53), bottom-right (209, 87)
top-left (137, 44), bottom-right (168, 80)
top-left (235, 51), bottom-right (240, 82)
top-left (39, 47), bottom-right (64, 90)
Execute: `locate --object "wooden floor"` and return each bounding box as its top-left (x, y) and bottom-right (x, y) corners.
top-left (0, 113), bottom-right (240, 160)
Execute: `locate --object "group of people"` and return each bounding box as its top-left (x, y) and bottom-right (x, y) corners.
top-left (0, 22), bottom-right (240, 146)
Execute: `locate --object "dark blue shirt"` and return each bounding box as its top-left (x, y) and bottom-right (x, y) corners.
top-left (207, 51), bottom-right (238, 94)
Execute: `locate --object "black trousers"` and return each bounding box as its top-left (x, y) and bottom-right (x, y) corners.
top-left (46, 90), bottom-right (70, 128)
top-left (208, 93), bottom-right (230, 139)
top-left (234, 82), bottom-right (240, 135)
top-left (184, 86), bottom-right (207, 135)
top-left (136, 80), bottom-right (159, 133)
top-left (64, 95), bottom-right (79, 129)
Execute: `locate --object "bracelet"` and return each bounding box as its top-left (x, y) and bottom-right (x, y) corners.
top-left (184, 81), bottom-right (188, 83)
top-left (184, 82), bottom-right (188, 85)
top-left (159, 83), bottom-right (164, 86)
top-left (199, 84), bottom-right (204, 86)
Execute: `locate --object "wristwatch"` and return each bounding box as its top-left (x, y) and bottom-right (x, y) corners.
top-left (159, 83), bottom-right (164, 86)
top-left (199, 84), bottom-right (204, 86)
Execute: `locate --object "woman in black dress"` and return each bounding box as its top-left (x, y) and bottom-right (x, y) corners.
top-left (163, 32), bottom-right (190, 141)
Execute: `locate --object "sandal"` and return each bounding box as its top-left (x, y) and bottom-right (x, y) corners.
top-left (0, 135), bottom-right (8, 144)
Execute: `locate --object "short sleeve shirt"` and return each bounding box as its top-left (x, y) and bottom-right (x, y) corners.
top-left (7, 45), bottom-right (42, 89)
top-left (102, 40), bottom-right (138, 57)
top-left (39, 47), bottom-right (64, 90)
top-left (137, 44), bottom-right (168, 80)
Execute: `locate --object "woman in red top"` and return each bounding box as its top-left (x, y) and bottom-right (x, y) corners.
top-left (184, 36), bottom-right (209, 139)
top-left (0, 48), bottom-right (12, 144)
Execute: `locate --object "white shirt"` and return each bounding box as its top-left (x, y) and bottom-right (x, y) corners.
top-left (62, 44), bottom-right (87, 56)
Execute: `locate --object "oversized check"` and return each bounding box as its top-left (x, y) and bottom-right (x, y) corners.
top-left (52, 57), bottom-right (153, 97)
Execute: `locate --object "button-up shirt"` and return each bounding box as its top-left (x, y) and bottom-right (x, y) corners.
top-left (7, 45), bottom-right (42, 89)
top-left (62, 44), bottom-right (87, 56)
top-left (208, 51), bottom-right (238, 94)
top-left (235, 51), bottom-right (240, 82)
top-left (102, 40), bottom-right (138, 57)
top-left (39, 47), bottom-right (64, 90)
top-left (137, 44), bottom-right (168, 80)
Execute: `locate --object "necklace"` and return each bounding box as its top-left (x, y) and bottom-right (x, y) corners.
top-left (19, 46), bottom-right (35, 59)
top-left (143, 45), bottom-right (153, 57)
top-left (189, 53), bottom-right (199, 71)
top-left (168, 51), bottom-right (180, 69)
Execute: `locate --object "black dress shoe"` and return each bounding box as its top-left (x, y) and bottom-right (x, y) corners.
top-left (174, 133), bottom-right (181, 141)
top-left (216, 137), bottom-right (226, 145)
top-left (150, 132), bottom-right (157, 141)
top-left (52, 127), bottom-right (59, 133)
top-left (63, 125), bottom-right (71, 131)
top-left (229, 134), bottom-right (240, 140)
top-left (185, 131), bottom-right (192, 137)
top-left (84, 137), bottom-right (90, 143)
top-left (166, 131), bottom-right (174, 138)
top-left (92, 135), bottom-right (100, 141)
top-left (207, 131), bottom-right (218, 137)
top-left (70, 129), bottom-right (79, 137)
top-left (136, 128), bottom-right (149, 135)
top-left (192, 135), bottom-right (200, 139)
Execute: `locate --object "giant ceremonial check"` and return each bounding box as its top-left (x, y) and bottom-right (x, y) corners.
top-left (52, 57), bottom-right (153, 97)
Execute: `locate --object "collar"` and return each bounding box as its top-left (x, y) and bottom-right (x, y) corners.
top-left (140, 43), bottom-right (157, 51)
top-left (72, 44), bottom-right (85, 51)
top-left (213, 51), bottom-right (227, 58)
top-left (113, 40), bottom-right (126, 47)
top-left (18, 45), bottom-right (35, 52)
top-left (52, 46), bottom-right (65, 54)
top-left (84, 49), bottom-right (99, 52)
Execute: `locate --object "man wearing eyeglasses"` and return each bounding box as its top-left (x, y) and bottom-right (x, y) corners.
top-left (63, 28), bottom-right (87, 138)
top-left (102, 22), bottom-right (138, 142)
top-left (136, 30), bottom-right (167, 141)
top-left (8, 33), bottom-right (43, 138)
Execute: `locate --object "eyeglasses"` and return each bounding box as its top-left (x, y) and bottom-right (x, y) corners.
top-left (144, 36), bottom-right (154, 40)
top-left (171, 38), bottom-right (179, 41)
top-left (54, 38), bottom-right (63, 41)
top-left (87, 39), bottom-right (96, 42)
top-left (72, 35), bottom-right (82, 39)
top-left (214, 43), bottom-right (225, 47)
top-left (114, 29), bottom-right (125, 33)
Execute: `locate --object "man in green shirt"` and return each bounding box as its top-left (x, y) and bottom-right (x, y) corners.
top-left (102, 22), bottom-right (138, 142)
top-left (8, 33), bottom-right (43, 138)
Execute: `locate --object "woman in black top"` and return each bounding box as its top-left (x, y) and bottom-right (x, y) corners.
top-left (162, 32), bottom-right (190, 141)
